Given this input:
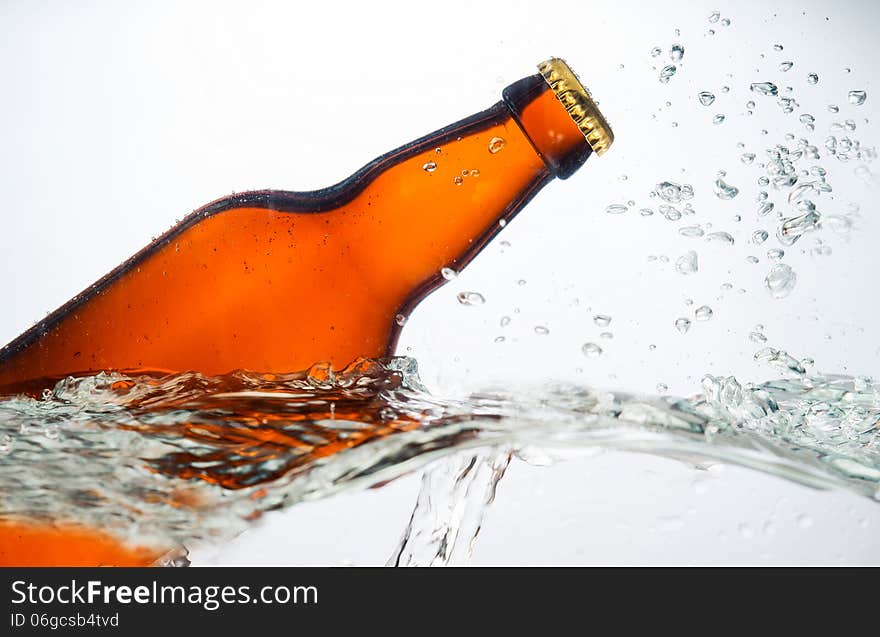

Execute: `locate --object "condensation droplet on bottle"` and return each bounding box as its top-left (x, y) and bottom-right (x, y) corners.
top-left (806, 73), bottom-right (819, 85)
top-left (422, 161), bottom-right (437, 173)
top-left (698, 91), bottom-right (715, 106)
top-left (457, 291), bottom-right (485, 306)
top-left (848, 90), bottom-right (867, 106)
top-left (395, 314), bottom-right (407, 326)
top-left (488, 136), bottom-right (506, 153)
top-left (593, 314), bottom-right (612, 328)
top-left (453, 176), bottom-right (463, 186)
top-left (440, 267), bottom-right (457, 281)
top-left (750, 82), bottom-right (778, 97)
top-left (695, 305), bottom-right (713, 321)
top-left (765, 263), bottom-right (797, 298)
top-left (581, 342), bottom-right (603, 357)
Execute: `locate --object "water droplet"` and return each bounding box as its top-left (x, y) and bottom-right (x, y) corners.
top-left (500, 316), bottom-right (510, 327)
top-left (741, 152), bottom-right (756, 164)
top-left (581, 342), bottom-right (603, 357)
top-left (654, 181), bottom-right (694, 203)
top-left (593, 314), bottom-right (612, 328)
top-left (750, 331), bottom-right (768, 343)
top-left (440, 267), bottom-right (457, 280)
top-left (713, 178), bottom-right (739, 199)
top-left (457, 291), bottom-right (485, 306)
top-left (698, 91), bottom-right (716, 106)
top-left (675, 250), bottom-right (699, 275)
top-left (752, 230), bottom-right (769, 244)
top-left (640, 208), bottom-right (655, 217)
top-left (806, 73), bottom-right (819, 85)
top-left (659, 65), bottom-right (677, 83)
top-left (605, 204), bottom-right (628, 215)
top-left (488, 136), bottom-right (506, 153)
top-left (746, 100), bottom-right (756, 110)
top-left (765, 263), bottom-right (797, 298)
top-left (422, 161), bottom-right (437, 173)
top-left (534, 325), bottom-right (550, 336)
top-left (799, 113), bottom-right (815, 131)
top-left (708, 11), bottom-right (720, 23)
top-left (494, 336), bottom-right (505, 343)
top-left (750, 82), bottom-right (778, 97)
top-left (796, 513), bottom-right (814, 529)
top-left (721, 17), bottom-right (730, 26)
top-left (779, 61), bottom-right (793, 72)
top-left (679, 225), bottom-right (704, 238)
top-left (453, 176), bottom-right (463, 186)
top-left (706, 231), bottom-right (735, 246)
top-left (395, 313), bottom-right (407, 326)
top-left (656, 382), bottom-right (668, 394)
top-left (675, 318), bottom-right (692, 334)
top-left (651, 46), bottom-right (662, 57)
top-left (773, 44), bottom-right (784, 51)
top-left (670, 44), bottom-right (685, 62)
top-left (713, 114), bottom-right (725, 124)
top-left (848, 90), bottom-right (867, 106)
top-left (600, 331), bottom-right (613, 340)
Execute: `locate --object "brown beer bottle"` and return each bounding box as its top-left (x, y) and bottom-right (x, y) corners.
top-left (0, 58), bottom-right (613, 397)
top-left (0, 58), bottom-right (613, 566)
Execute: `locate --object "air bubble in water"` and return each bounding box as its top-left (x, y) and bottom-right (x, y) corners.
top-left (765, 263), bottom-right (797, 298)
top-left (581, 342), bottom-right (603, 357)
top-left (848, 90), bottom-right (867, 106)
top-left (440, 267), bottom-right (457, 280)
top-left (670, 44), bottom-right (684, 62)
top-left (488, 137), bottom-right (506, 153)
top-left (698, 91), bottom-right (716, 106)
top-left (750, 82), bottom-right (778, 96)
top-left (593, 314), bottom-right (612, 327)
top-left (422, 162), bottom-right (437, 173)
top-left (675, 250), bottom-right (699, 275)
top-left (779, 61), bottom-right (793, 72)
top-left (675, 317), bottom-right (692, 334)
top-left (713, 178), bottom-right (739, 199)
top-left (453, 176), bottom-right (463, 186)
top-left (806, 73), bottom-right (819, 85)
top-left (457, 291), bottom-right (485, 306)
top-left (659, 65), bottom-right (677, 83)
top-left (605, 204), bottom-right (628, 215)
top-left (695, 305), bottom-right (714, 321)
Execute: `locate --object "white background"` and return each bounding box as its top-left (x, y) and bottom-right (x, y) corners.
top-left (2, 0), bottom-right (878, 564)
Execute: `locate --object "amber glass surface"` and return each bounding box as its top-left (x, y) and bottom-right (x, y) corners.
top-left (0, 73), bottom-right (592, 564)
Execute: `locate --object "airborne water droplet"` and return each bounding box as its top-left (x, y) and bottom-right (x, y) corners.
top-left (806, 73), bottom-right (819, 85)
top-left (605, 204), bottom-right (628, 215)
top-left (675, 317), bottom-right (692, 334)
top-left (457, 291), bottom-right (485, 306)
top-left (670, 44), bottom-right (685, 62)
top-left (698, 91), bottom-right (716, 106)
top-left (848, 90), bottom-right (867, 106)
top-left (741, 152), bottom-right (756, 164)
top-left (534, 325), bottom-right (550, 336)
top-left (440, 267), bottom-right (457, 280)
top-left (581, 342), bottom-right (603, 357)
top-left (750, 82), bottom-right (779, 97)
top-left (675, 250), bottom-right (699, 275)
top-left (713, 178), bottom-right (739, 199)
top-left (752, 230), bottom-right (769, 244)
top-left (651, 46), bottom-right (662, 57)
top-left (713, 114), bottom-right (725, 124)
top-left (695, 305), bottom-right (714, 321)
top-left (779, 61), bottom-right (793, 72)
top-left (659, 65), bottom-right (677, 83)
top-left (765, 263), bottom-right (797, 298)
top-left (593, 314), bottom-right (612, 328)
top-left (488, 137), bottom-right (506, 153)
top-left (773, 44), bottom-right (784, 51)
top-left (708, 11), bottom-right (720, 23)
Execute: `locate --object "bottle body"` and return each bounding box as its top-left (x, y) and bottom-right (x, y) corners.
top-left (0, 73), bottom-right (593, 395)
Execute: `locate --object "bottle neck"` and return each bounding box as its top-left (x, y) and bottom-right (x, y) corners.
top-left (503, 74), bottom-right (593, 179)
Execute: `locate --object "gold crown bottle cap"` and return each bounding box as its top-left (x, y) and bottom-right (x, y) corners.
top-left (537, 57), bottom-right (614, 156)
